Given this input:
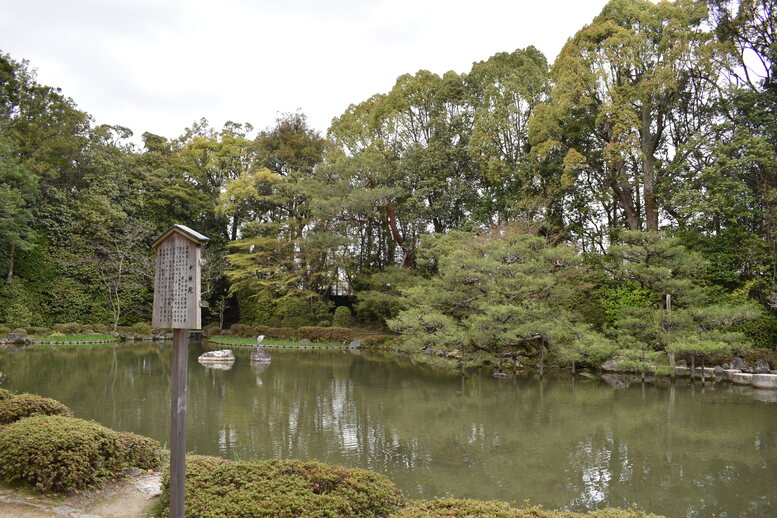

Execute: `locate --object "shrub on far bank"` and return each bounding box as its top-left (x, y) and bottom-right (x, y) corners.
top-left (333, 306), bottom-right (352, 328)
top-left (0, 393), bottom-right (73, 424)
top-left (298, 326), bottom-right (351, 343)
top-left (392, 499), bottom-right (663, 518)
top-left (53, 322), bottom-right (82, 334)
top-left (0, 388), bottom-right (13, 401)
top-left (0, 415), bottom-right (124, 492)
top-left (226, 324), bottom-right (352, 343)
top-left (159, 456), bottom-right (403, 518)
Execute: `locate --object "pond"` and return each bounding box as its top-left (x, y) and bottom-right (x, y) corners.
top-left (1, 341), bottom-right (776, 517)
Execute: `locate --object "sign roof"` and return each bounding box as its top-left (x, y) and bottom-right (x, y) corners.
top-left (151, 224), bottom-right (210, 248)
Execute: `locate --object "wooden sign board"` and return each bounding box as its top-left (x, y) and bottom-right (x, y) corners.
top-left (152, 225), bottom-right (209, 330)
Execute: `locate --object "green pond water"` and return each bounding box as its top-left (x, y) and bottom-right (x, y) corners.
top-left (1, 341), bottom-right (776, 517)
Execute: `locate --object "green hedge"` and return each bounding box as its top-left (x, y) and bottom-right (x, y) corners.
top-left (117, 431), bottom-right (162, 470)
top-left (53, 322), bottom-right (82, 334)
top-left (0, 393), bottom-right (73, 424)
top-left (392, 499), bottom-right (663, 518)
top-left (159, 456), bottom-right (404, 518)
top-left (0, 388), bottom-right (13, 401)
top-left (227, 324), bottom-right (352, 343)
top-left (0, 415), bottom-right (125, 492)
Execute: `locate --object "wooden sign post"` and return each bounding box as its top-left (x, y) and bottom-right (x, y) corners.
top-left (151, 224), bottom-right (209, 518)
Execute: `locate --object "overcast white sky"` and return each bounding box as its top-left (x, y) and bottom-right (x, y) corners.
top-left (0, 0), bottom-right (608, 141)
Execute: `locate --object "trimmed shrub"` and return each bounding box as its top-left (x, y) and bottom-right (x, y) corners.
top-left (160, 456), bottom-right (403, 518)
top-left (298, 326), bottom-right (352, 343)
top-left (27, 326), bottom-right (51, 337)
top-left (53, 322), bottom-right (82, 334)
top-left (334, 306), bottom-right (352, 328)
top-left (0, 325), bottom-right (9, 336)
top-left (11, 328), bottom-right (27, 334)
top-left (93, 323), bottom-right (110, 333)
top-left (0, 393), bottom-right (73, 424)
top-left (0, 415), bottom-right (124, 492)
top-left (0, 388), bottom-right (13, 401)
top-left (130, 323), bottom-right (153, 336)
top-left (361, 335), bottom-right (397, 348)
top-left (392, 499), bottom-right (663, 518)
top-left (117, 431), bottom-right (162, 470)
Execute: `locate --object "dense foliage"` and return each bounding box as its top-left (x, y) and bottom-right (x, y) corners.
top-left (1, 0), bottom-right (775, 363)
top-left (159, 456), bottom-right (404, 518)
top-left (0, 415), bottom-right (125, 492)
top-left (0, 392), bottom-right (73, 424)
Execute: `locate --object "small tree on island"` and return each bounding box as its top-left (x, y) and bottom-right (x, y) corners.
top-left (606, 231), bottom-right (758, 380)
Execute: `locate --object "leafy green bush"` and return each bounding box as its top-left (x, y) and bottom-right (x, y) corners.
top-left (334, 306), bottom-right (352, 328)
top-left (0, 388), bottom-right (13, 400)
top-left (0, 393), bottom-right (73, 424)
top-left (27, 326), bottom-right (51, 336)
top-left (53, 322), bottom-right (82, 334)
top-left (130, 323), bottom-right (153, 336)
top-left (0, 415), bottom-right (124, 492)
top-left (92, 323), bottom-right (111, 333)
top-left (298, 326), bottom-right (352, 343)
top-left (159, 456), bottom-right (403, 518)
top-left (0, 325), bottom-right (9, 336)
top-left (11, 328), bottom-right (26, 334)
top-left (392, 499), bottom-right (663, 518)
top-left (732, 314), bottom-right (777, 350)
top-left (116, 431), bottom-right (161, 470)
top-left (361, 335), bottom-right (397, 348)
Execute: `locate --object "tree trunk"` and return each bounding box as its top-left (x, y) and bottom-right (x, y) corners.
top-left (611, 165), bottom-right (641, 230)
top-left (641, 104), bottom-right (660, 231)
top-left (385, 202), bottom-right (414, 268)
top-left (6, 243), bottom-right (15, 281)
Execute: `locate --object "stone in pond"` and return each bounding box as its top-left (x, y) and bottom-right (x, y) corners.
top-left (250, 346), bottom-right (271, 364)
top-left (198, 349), bottom-right (235, 363)
top-left (754, 360), bottom-right (771, 374)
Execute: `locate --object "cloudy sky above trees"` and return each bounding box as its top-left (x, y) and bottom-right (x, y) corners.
top-left (1, 0), bottom-right (608, 139)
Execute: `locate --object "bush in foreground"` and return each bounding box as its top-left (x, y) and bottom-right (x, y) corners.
top-left (0, 388), bottom-right (13, 400)
top-left (0, 415), bottom-right (125, 492)
top-left (116, 431), bottom-right (162, 470)
top-left (0, 393), bottom-right (73, 424)
top-left (159, 456), bottom-right (404, 518)
top-left (392, 499), bottom-right (663, 518)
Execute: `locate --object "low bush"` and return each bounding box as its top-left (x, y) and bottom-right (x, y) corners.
top-left (0, 393), bottom-right (73, 424)
top-left (0, 388), bottom-right (13, 400)
top-left (130, 323), bottom-right (153, 336)
top-left (361, 335), bottom-right (397, 348)
top-left (298, 326), bottom-right (352, 343)
top-left (116, 431), bottom-right (162, 470)
top-left (92, 323), bottom-right (111, 333)
top-left (392, 499), bottom-right (662, 518)
top-left (0, 325), bottom-right (9, 336)
top-left (11, 328), bottom-right (27, 334)
top-left (0, 415), bottom-right (124, 492)
top-left (27, 326), bottom-right (51, 336)
top-left (333, 306), bottom-right (352, 328)
top-left (159, 456), bottom-right (403, 518)
top-left (53, 322), bottom-right (82, 334)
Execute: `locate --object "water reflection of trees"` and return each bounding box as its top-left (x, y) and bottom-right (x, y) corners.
top-left (2, 345), bottom-right (775, 517)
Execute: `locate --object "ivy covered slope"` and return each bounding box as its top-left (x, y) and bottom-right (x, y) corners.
top-left (0, 0), bottom-right (775, 357)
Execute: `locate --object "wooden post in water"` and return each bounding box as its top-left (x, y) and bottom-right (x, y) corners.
top-left (151, 225), bottom-right (209, 518)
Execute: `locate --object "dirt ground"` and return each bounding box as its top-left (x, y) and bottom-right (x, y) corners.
top-left (0, 472), bottom-right (161, 518)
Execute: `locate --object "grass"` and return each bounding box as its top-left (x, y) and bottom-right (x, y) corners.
top-left (33, 334), bottom-right (117, 342)
top-left (208, 335), bottom-right (345, 348)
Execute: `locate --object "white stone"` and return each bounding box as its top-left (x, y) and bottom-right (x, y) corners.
top-left (198, 349), bottom-right (235, 363)
top-left (731, 372), bottom-right (754, 385)
top-left (752, 373), bottom-right (777, 389)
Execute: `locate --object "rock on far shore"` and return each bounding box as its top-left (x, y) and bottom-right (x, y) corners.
top-left (198, 349), bottom-right (235, 364)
